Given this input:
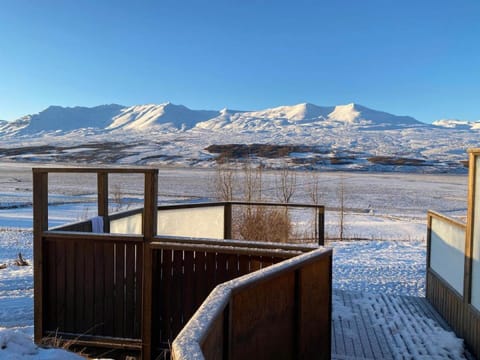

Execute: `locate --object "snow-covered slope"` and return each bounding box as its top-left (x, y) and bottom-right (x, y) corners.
top-left (107, 103), bottom-right (219, 131)
top-left (16, 104), bottom-right (124, 134)
top-left (196, 102), bottom-right (424, 131)
top-left (433, 118), bottom-right (480, 130)
top-left (327, 103), bottom-right (422, 128)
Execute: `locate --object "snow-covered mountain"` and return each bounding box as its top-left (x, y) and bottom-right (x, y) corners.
top-left (196, 103), bottom-right (424, 131)
top-left (0, 101), bottom-right (477, 173)
top-left (1, 102), bottom-right (427, 135)
top-left (432, 118), bottom-right (480, 130)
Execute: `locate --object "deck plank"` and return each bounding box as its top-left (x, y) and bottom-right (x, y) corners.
top-left (332, 289), bottom-right (472, 360)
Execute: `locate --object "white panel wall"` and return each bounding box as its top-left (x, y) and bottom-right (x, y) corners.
top-left (157, 206), bottom-right (224, 239)
top-left (110, 213), bottom-right (143, 235)
top-left (471, 156), bottom-right (480, 310)
top-left (430, 217), bottom-right (466, 295)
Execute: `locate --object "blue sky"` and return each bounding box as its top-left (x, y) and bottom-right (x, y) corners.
top-left (0, 0), bottom-right (479, 123)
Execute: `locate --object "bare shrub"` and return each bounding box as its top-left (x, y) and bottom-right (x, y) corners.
top-left (338, 175), bottom-right (347, 240)
top-left (242, 160), bottom-right (263, 202)
top-left (237, 206), bottom-right (292, 243)
top-left (41, 330), bottom-right (90, 358)
top-left (213, 161), bottom-right (296, 243)
top-left (307, 171), bottom-right (323, 242)
top-left (213, 163), bottom-right (235, 201)
top-left (275, 163), bottom-right (296, 204)
top-left (111, 183), bottom-right (124, 211)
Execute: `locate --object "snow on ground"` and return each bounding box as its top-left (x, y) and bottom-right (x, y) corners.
top-left (0, 326), bottom-right (83, 359)
top-left (0, 165), bottom-right (471, 358)
top-left (331, 240), bottom-right (426, 296)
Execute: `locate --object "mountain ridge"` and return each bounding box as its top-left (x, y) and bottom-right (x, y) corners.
top-left (1, 101), bottom-right (434, 135)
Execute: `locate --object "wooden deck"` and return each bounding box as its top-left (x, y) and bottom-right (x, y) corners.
top-left (332, 289), bottom-right (474, 360)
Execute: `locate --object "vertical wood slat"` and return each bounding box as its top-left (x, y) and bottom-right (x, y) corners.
top-left (238, 254), bottom-right (251, 276)
top-left (74, 240), bottom-right (86, 333)
top-left (114, 243), bottom-right (126, 337)
top-left (215, 253), bottom-right (230, 285)
top-left (56, 240), bottom-right (66, 331)
top-left (150, 249), bottom-right (161, 351)
top-left (84, 239), bottom-right (95, 334)
top-left (60, 240), bottom-right (79, 332)
top-left (94, 241), bottom-right (105, 335)
top-left (194, 251), bottom-right (208, 308)
top-left (104, 242), bottom-right (115, 335)
top-left (134, 243), bottom-right (143, 339)
top-left (182, 251), bottom-right (196, 322)
top-left (44, 241), bottom-right (57, 332)
top-left (159, 249), bottom-right (172, 344)
top-left (33, 170), bottom-right (48, 343)
top-left (205, 252), bottom-right (217, 294)
top-left (172, 250), bottom-right (184, 336)
top-left (125, 243), bottom-right (136, 339)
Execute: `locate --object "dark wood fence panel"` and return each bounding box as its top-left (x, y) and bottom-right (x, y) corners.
top-left (171, 248), bottom-right (333, 360)
top-left (297, 255), bottom-right (331, 359)
top-left (42, 236), bottom-right (143, 340)
top-left (230, 272), bottom-right (296, 360)
top-left (151, 247), bottom-right (293, 351)
top-left (427, 270), bottom-right (480, 358)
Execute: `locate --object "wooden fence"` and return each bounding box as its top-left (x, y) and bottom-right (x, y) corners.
top-left (171, 247), bottom-right (332, 360)
top-left (425, 148), bottom-right (480, 359)
top-left (33, 168), bottom-right (331, 359)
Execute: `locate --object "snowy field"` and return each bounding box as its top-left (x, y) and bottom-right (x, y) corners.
top-left (0, 163), bottom-right (470, 358)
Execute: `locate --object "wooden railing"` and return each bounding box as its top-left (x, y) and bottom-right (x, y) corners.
top-left (171, 247), bottom-right (332, 360)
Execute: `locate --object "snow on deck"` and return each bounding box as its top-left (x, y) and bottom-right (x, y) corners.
top-left (333, 289), bottom-right (473, 360)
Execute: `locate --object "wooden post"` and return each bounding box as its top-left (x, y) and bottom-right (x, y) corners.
top-left (97, 171), bottom-right (109, 232)
top-left (224, 203), bottom-right (232, 239)
top-left (318, 207), bottom-right (325, 246)
top-left (142, 170), bottom-right (158, 360)
top-left (33, 170), bottom-right (48, 344)
top-left (464, 150), bottom-right (477, 303)
top-left (426, 212), bottom-right (433, 299)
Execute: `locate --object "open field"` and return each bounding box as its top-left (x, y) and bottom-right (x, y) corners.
top-left (0, 163), bottom-right (470, 358)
